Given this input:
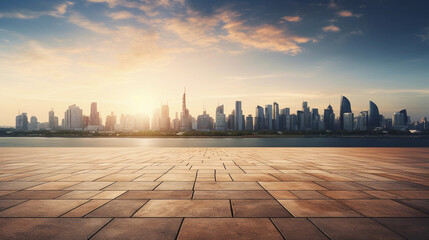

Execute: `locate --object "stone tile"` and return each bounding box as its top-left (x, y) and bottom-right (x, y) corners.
top-left (230, 174), bottom-right (279, 181)
top-left (103, 182), bottom-right (159, 190)
top-left (388, 191), bottom-right (429, 199)
top-left (96, 174), bottom-right (141, 182)
top-left (155, 181), bottom-right (194, 190)
top-left (0, 182), bottom-right (44, 190)
top-left (0, 200), bottom-right (87, 217)
top-left (0, 190), bottom-right (69, 199)
top-left (0, 191), bottom-right (15, 197)
top-left (177, 218), bottom-right (284, 240)
top-left (357, 181), bottom-right (429, 191)
top-left (272, 218), bottom-right (329, 240)
top-left (91, 191), bottom-right (125, 199)
top-left (92, 218), bottom-right (182, 240)
top-left (134, 200), bottom-right (231, 217)
top-left (339, 200), bottom-right (427, 217)
top-left (0, 218), bottom-right (110, 240)
top-left (320, 191), bottom-right (375, 199)
top-left (231, 200), bottom-right (291, 217)
top-left (86, 200), bottom-right (147, 217)
top-left (195, 182), bottom-right (263, 190)
top-left (310, 218), bottom-right (404, 240)
top-left (27, 182), bottom-right (80, 190)
top-left (269, 191), bottom-right (298, 199)
top-left (57, 191), bottom-right (101, 199)
top-left (259, 182), bottom-right (326, 190)
top-left (193, 190), bottom-right (272, 199)
top-left (118, 190), bottom-right (193, 199)
top-left (364, 190), bottom-right (403, 199)
top-left (157, 173), bottom-right (196, 181)
top-left (315, 181), bottom-right (371, 190)
top-left (395, 199), bottom-right (429, 214)
top-left (64, 181), bottom-right (113, 190)
top-left (0, 200), bottom-right (26, 211)
top-left (375, 218), bottom-right (429, 240)
top-left (291, 191), bottom-right (329, 199)
top-left (279, 200), bottom-right (361, 217)
top-left (62, 200), bottom-right (109, 217)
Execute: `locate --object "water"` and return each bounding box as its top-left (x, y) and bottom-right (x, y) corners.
top-left (0, 137), bottom-right (428, 147)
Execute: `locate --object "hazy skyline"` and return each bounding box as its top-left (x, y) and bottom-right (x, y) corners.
top-left (1, 0), bottom-right (428, 125)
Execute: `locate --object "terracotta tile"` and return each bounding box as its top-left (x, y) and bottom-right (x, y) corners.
top-left (395, 199), bottom-right (429, 214)
top-left (27, 182), bottom-right (80, 190)
top-left (96, 174), bottom-right (141, 182)
top-left (320, 191), bottom-right (375, 199)
top-left (310, 218), bottom-right (404, 240)
top-left (195, 182), bottom-right (263, 190)
top-left (356, 181), bottom-right (429, 191)
top-left (64, 182), bottom-right (113, 190)
top-left (0, 200), bottom-right (26, 211)
top-left (0, 191), bottom-right (15, 197)
top-left (118, 190), bottom-right (193, 199)
top-left (157, 173), bottom-right (196, 181)
top-left (57, 191), bottom-right (100, 199)
top-left (259, 182), bottom-right (326, 190)
top-left (279, 200), bottom-right (361, 217)
top-left (375, 218), bottom-right (429, 240)
top-left (268, 191), bottom-right (298, 199)
top-left (272, 218), bottom-right (329, 240)
top-left (155, 182), bottom-right (194, 190)
top-left (0, 182), bottom-right (44, 190)
top-left (230, 174), bottom-right (279, 181)
top-left (0, 200), bottom-right (87, 217)
top-left (177, 218), bottom-right (283, 240)
top-left (92, 218), bottom-right (182, 240)
top-left (62, 200), bottom-right (109, 217)
top-left (315, 181), bottom-right (371, 190)
top-left (193, 190), bottom-right (272, 199)
top-left (291, 191), bottom-right (329, 199)
top-left (134, 200), bottom-right (231, 217)
top-left (388, 191), bottom-right (429, 199)
top-left (231, 200), bottom-right (291, 217)
top-left (0, 190), bottom-right (69, 199)
top-left (0, 218), bottom-right (110, 240)
top-left (103, 182), bottom-right (159, 190)
top-left (339, 200), bottom-right (427, 217)
top-left (91, 191), bottom-right (125, 199)
top-left (86, 200), bottom-right (147, 217)
top-left (364, 190), bottom-right (403, 199)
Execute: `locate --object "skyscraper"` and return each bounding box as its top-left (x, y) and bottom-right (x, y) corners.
top-left (245, 115), bottom-right (253, 131)
top-left (273, 102), bottom-right (279, 131)
top-left (90, 102), bottom-right (100, 126)
top-left (160, 104), bottom-right (170, 132)
top-left (265, 104), bottom-right (273, 130)
top-left (343, 112), bottom-right (354, 131)
top-left (48, 108), bottom-right (55, 130)
top-left (64, 105), bottom-right (83, 130)
top-left (227, 110), bottom-right (235, 131)
top-left (197, 110), bottom-right (214, 131)
top-left (215, 105), bottom-right (226, 131)
top-left (311, 108), bottom-right (320, 130)
top-left (235, 101), bottom-right (243, 131)
top-left (173, 112), bottom-right (181, 131)
top-left (323, 105), bottom-right (335, 130)
top-left (279, 108), bottom-right (290, 131)
top-left (368, 101), bottom-right (381, 130)
top-left (340, 96), bottom-right (352, 130)
top-left (180, 89), bottom-right (191, 131)
top-left (303, 101), bottom-right (312, 130)
top-left (29, 116), bottom-right (38, 131)
top-left (254, 106), bottom-right (265, 131)
top-left (393, 109), bottom-right (408, 127)
top-left (15, 113), bottom-right (28, 131)
top-left (105, 112), bottom-right (116, 131)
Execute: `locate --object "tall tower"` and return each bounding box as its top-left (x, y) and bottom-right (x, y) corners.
top-left (180, 88), bottom-right (191, 131)
top-left (339, 96), bottom-right (352, 130)
top-left (90, 102), bottom-right (100, 126)
top-left (235, 101), bottom-right (243, 131)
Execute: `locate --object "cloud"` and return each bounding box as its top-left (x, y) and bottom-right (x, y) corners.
top-left (416, 27), bottom-right (429, 42)
top-left (322, 25), bottom-right (340, 32)
top-left (0, 2), bottom-right (73, 19)
top-left (337, 10), bottom-right (361, 18)
top-left (366, 89), bottom-right (429, 95)
top-left (68, 13), bottom-right (114, 34)
top-left (282, 16), bottom-right (302, 22)
top-left (108, 11), bottom-right (135, 19)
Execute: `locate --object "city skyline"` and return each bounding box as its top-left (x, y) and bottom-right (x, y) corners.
top-left (1, 0), bottom-right (429, 126)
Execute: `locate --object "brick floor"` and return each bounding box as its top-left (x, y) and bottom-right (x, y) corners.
top-left (0, 147), bottom-right (428, 239)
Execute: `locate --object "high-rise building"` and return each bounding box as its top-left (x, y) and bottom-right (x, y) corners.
top-left (197, 110), bottom-right (214, 131)
top-left (303, 101), bottom-right (312, 130)
top-left (227, 110), bottom-right (235, 131)
top-left (29, 116), bottom-right (38, 131)
top-left (265, 104), bottom-right (273, 130)
top-left (343, 112), bottom-right (354, 131)
top-left (356, 111), bottom-right (368, 130)
top-left (368, 101), bottom-right (381, 129)
top-left (245, 115), bottom-right (253, 131)
top-left (152, 108), bottom-right (160, 131)
top-left (215, 105), bottom-right (226, 131)
top-left (160, 104), bottom-right (170, 132)
top-left (48, 108), bottom-right (56, 130)
top-left (393, 109), bottom-right (408, 127)
top-left (340, 96), bottom-right (352, 130)
top-left (64, 105), bottom-right (83, 130)
top-left (311, 108), bottom-right (320, 130)
top-left (254, 106), bottom-right (265, 131)
top-left (173, 112), bottom-right (181, 131)
top-left (323, 105), bottom-right (335, 130)
top-left (273, 102), bottom-right (279, 131)
top-left (180, 89), bottom-right (191, 131)
top-left (279, 108), bottom-right (290, 131)
top-left (105, 112), bottom-right (116, 131)
top-left (290, 114), bottom-right (298, 130)
top-left (90, 102), bottom-right (101, 126)
top-left (235, 101), bottom-right (243, 131)
top-left (297, 110), bottom-right (304, 130)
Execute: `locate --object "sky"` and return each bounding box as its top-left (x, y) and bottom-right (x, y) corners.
top-left (0, 0), bottom-right (428, 126)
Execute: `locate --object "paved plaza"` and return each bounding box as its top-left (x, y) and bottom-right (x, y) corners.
top-left (0, 147), bottom-right (428, 239)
